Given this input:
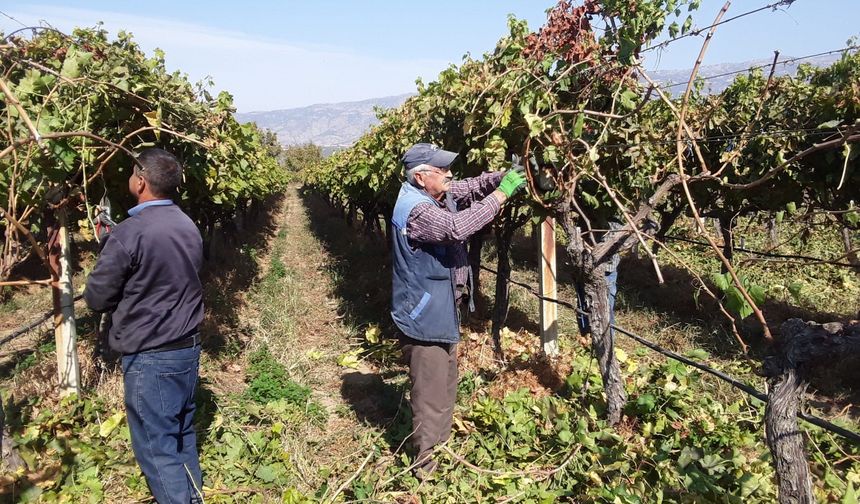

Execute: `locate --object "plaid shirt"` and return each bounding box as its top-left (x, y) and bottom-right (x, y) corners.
top-left (406, 171), bottom-right (504, 289)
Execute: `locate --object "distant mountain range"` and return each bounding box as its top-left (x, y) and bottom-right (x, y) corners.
top-left (235, 53), bottom-right (845, 150)
top-left (236, 94), bottom-right (412, 151)
top-left (648, 53), bottom-right (841, 97)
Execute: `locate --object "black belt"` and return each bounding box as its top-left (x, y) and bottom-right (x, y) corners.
top-left (142, 332), bottom-right (201, 353)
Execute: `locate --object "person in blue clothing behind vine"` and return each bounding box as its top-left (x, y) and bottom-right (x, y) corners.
top-left (575, 219), bottom-right (622, 338)
top-left (574, 215), bottom-right (658, 337)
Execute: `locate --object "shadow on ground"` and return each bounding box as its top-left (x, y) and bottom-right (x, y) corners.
top-left (339, 369), bottom-right (411, 451)
top-left (0, 330), bottom-right (54, 382)
top-left (299, 190), bottom-right (392, 334)
top-left (193, 379), bottom-right (219, 445)
top-left (197, 194), bottom-right (286, 359)
top-left (504, 228), bottom-right (852, 357)
top-left (299, 190), bottom-right (411, 448)
top-left (503, 229), bottom-right (859, 400)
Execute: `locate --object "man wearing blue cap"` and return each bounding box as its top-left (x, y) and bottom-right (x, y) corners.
top-left (391, 142), bottom-right (526, 478)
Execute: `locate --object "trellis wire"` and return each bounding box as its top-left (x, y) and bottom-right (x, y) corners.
top-left (478, 264), bottom-right (860, 445)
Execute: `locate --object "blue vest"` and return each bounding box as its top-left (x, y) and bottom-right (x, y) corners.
top-left (390, 183), bottom-right (461, 343)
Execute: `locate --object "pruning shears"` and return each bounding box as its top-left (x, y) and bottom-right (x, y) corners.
top-left (94, 194), bottom-right (117, 243)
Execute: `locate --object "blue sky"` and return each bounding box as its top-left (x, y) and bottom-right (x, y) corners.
top-left (2, 1), bottom-right (858, 112)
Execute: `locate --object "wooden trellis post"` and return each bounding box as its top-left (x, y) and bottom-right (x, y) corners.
top-left (51, 210), bottom-right (80, 396)
top-left (539, 217), bottom-right (558, 357)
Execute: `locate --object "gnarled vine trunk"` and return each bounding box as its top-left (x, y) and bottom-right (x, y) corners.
top-left (555, 175), bottom-right (679, 427)
top-left (0, 399), bottom-right (23, 472)
top-left (490, 227), bottom-right (513, 359)
top-left (840, 226), bottom-right (860, 282)
top-left (468, 229), bottom-right (487, 313)
top-left (767, 214), bottom-right (779, 249)
top-left (652, 205), bottom-right (683, 256)
top-left (718, 213), bottom-right (734, 272)
top-left (763, 319), bottom-right (860, 504)
top-left (381, 208), bottom-right (393, 250)
top-left (559, 214), bottom-right (626, 425)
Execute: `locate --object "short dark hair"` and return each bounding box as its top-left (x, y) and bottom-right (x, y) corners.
top-left (135, 148), bottom-right (183, 198)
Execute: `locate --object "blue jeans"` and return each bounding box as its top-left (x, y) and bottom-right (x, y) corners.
top-left (576, 269), bottom-right (618, 336)
top-left (122, 345), bottom-right (203, 504)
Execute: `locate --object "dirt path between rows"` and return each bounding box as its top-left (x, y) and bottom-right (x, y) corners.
top-left (266, 187), bottom-right (396, 478)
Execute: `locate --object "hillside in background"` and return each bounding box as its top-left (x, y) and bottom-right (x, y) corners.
top-left (236, 53), bottom-right (843, 150)
top-left (650, 53), bottom-right (841, 96)
top-left (236, 93), bottom-right (412, 150)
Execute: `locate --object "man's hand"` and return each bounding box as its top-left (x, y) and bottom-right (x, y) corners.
top-left (498, 169), bottom-right (526, 198)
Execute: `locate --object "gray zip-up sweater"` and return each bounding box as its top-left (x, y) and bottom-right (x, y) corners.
top-left (84, 203), bottom-right (204, 354)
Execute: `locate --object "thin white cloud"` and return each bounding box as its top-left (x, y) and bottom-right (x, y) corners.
top-left (3, 5), bottom-right (449, 111)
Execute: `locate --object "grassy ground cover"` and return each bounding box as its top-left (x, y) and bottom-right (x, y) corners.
top-left (0, 188), bottom-right (857, 502)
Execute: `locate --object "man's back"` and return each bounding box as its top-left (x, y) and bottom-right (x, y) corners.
top-left (84, 203), bottom-right (204, 354)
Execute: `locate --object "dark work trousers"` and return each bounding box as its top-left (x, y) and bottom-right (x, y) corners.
top-left (122, 345), bottom-right (203, 504)
top-left (400, 334), bottom-right (458, 470)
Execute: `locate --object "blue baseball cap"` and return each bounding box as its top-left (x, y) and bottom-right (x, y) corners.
top-left (402, 143), bottom-right (458, 170)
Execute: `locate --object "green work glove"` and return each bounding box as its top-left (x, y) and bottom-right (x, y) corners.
top-left (498, 169), bottom-right (527, 198)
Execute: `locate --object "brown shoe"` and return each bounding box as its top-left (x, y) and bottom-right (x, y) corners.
top-left (413, 458), bottom-right (438, 482)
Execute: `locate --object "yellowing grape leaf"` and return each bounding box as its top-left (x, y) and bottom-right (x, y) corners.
top-left (364, 325), bottom-right (380, 344)
top-left (337, 350), bottom-right (361, 369)
top-left (99, 411), bottom-right (125, 438)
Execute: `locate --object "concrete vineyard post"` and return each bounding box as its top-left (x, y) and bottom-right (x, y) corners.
top-left (53, 210), bottom-right (80, 396)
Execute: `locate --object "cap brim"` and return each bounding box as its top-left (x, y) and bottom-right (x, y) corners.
top-left (426, 150), bottom-right (458, 169)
